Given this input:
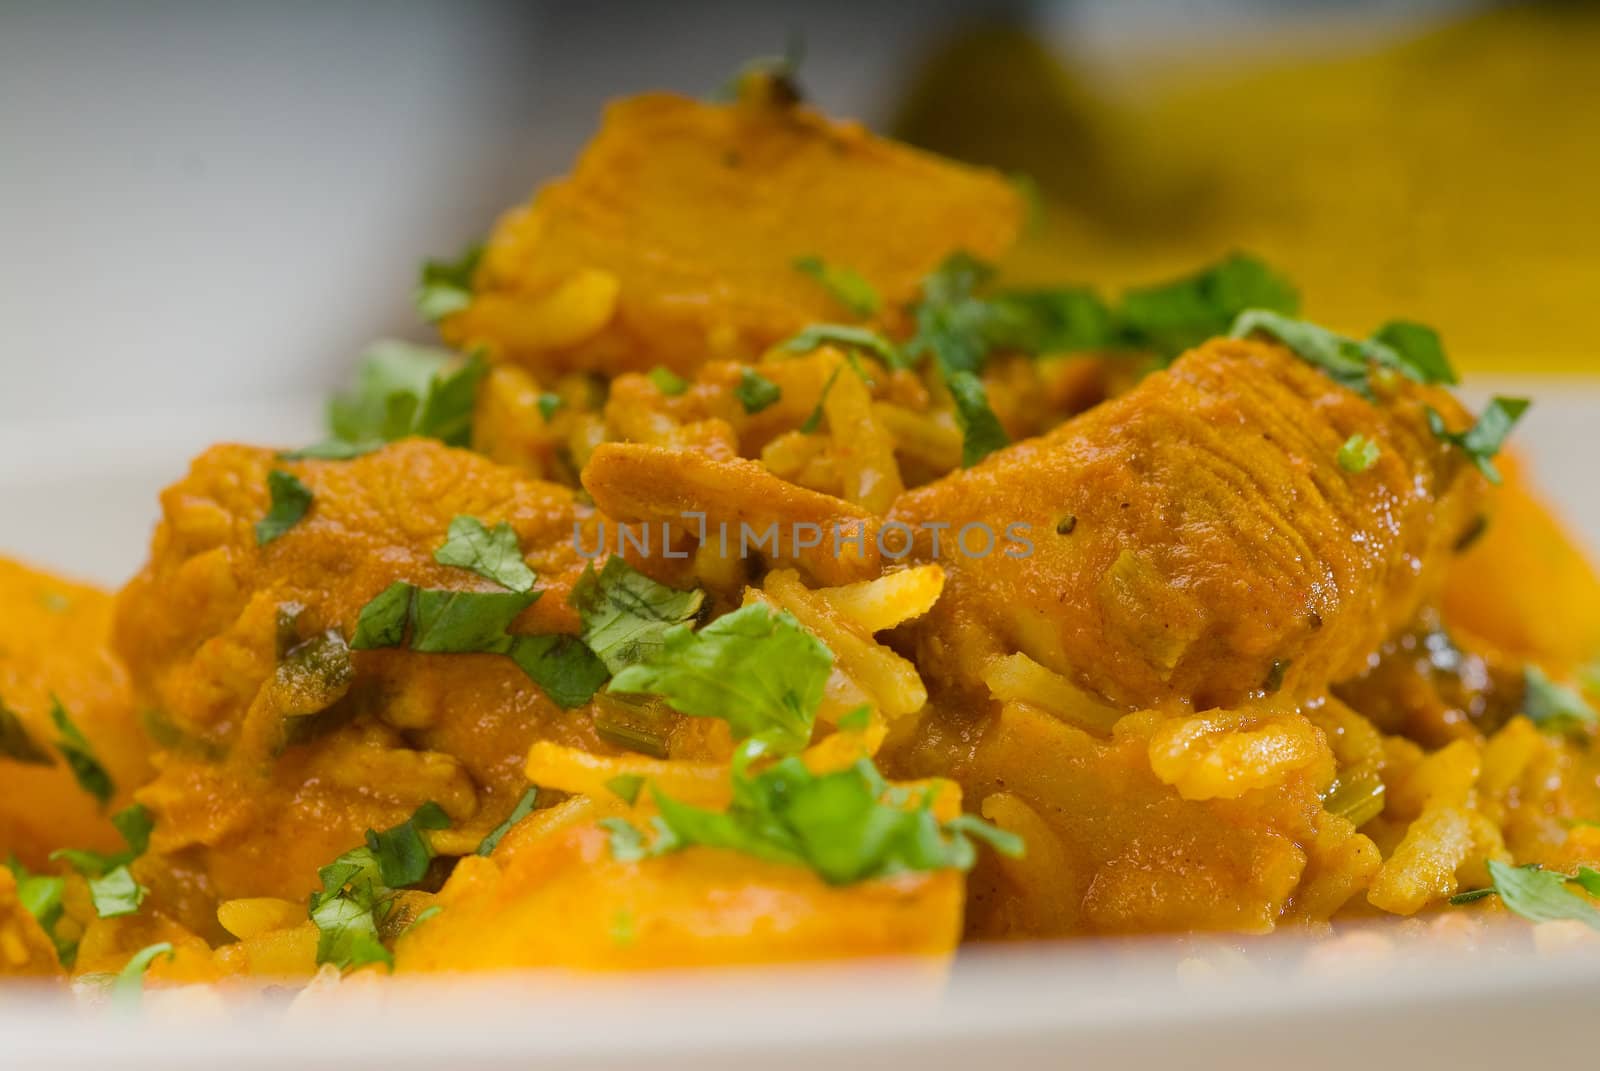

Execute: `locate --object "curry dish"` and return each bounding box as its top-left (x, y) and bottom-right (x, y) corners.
top-left (5, 69), bottom-right (1600, 997)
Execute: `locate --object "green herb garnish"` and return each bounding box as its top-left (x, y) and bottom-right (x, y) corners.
top-left (5, 856), bottom-right (72, 965)
top-left (608, 603), bottom-right (832, 754)
top-left (49, 698), bottom-right (113, 805)
top-left (537, 393), bottom-right (563, 422)
top-left (944, 371), bottom-right (1009, 466)
top-left (1425, 396), bottom-right (1531, 485)
top-left (570, 558), bottom-right (706, 675)
top-left (605, 774), bottom-right (646, 806)
top-left (1228, 311), bottom-right (1380, 396)
top-left (87, 865), bottom-right (145, 919)
top-left (835, 705), bottom-right (871, 732)
top-left (352, 581), bottom-right (606, 708)
top-left (0, 698), bottom-right (53, 766)
top-left (309, 802), bottom-right (450, 971)
top-left (1523, 665), bottom-right (1598, 734)
top-left (1370, 320), bottom-right (1458, 386)
top-left (1450, 860), bottom-right (1600, 931)
top-left (366, 801), bottom-right (450, 888)
top-left (792, 256), bottom-right (881, 317)
top-left (799, 365), bottom-right (842, 435)
top-left (476, 787), bottom-right (539, 857)
top-left (433, 515), bottom-right (536, 593)
top-left (734, 368), bottom-right (783, 414)
top-left (285, 342), bottom-right (486, 459)
top-left (112, 942), bottom-right (175, 1006)
top-left (780, 324), bottom-right (904, 369)
top-left (1337, 434), bottom-right (1381, 473)
top-left (351, 517), bottom-right (609, 707)
top-left (648, 367), bottom-right (689, 396)
top-left (255, 470), bottom-right (313, 546)
top-left (614, 752), bottom-right (1023, 886)
top-left (51, 802), bottom-right (155, 919)
top-left (414, 242), bottom-right (482, 323)
top-left (1118, 254), bottom-right (1299, 361)
top-left (505, 634), bottom-right (612, 709)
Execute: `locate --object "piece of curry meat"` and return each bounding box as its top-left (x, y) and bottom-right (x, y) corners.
top-left (885, 337), bottom-right (1488, 936)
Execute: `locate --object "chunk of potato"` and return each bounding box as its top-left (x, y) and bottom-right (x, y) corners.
top-left (445, 92), bottom-right (1023, 378)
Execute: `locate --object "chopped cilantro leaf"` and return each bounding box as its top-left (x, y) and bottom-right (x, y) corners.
top-left (1229, 310), bottom-right (1375, 396)
top-left (49, 697), bottom-right (113, 805)
top-left (605, 774), bottom-right (645, 805)
top-left (1425, 396), bottom-right (1530, 485)
top-left (476, 786), bottom-right (539, 856)
top-left (52, 803), bottom-right (154, 879)
top-left (88, 865), bottom-right (146, 919)
top-left (1337, 434), bottom-right (1381, 473)
top-left (648, 367), bottom-right (689, 396)
top-left (570, 557), bottom-right (706, 674)
top-left (113, 942), bottom-right (175, 1006)
top-left (781, 324), bottom-right (905, 369)
top-left (537, 393), bottom-right (563, 422)
top-left (608, 603), bottom-right (832, 754)
top-left (907, 253), bottom-right (1025, 375)
top-left (434, 515), bottom-right (537, 593)
top-left (414, 241), bottom-right (482, 323)
top-left (1523, 665), bottom-right (1597, 734)
top-left (351, 581), bottom-right (603, 708)
top-left (51, 802), bottom-right (156, 919)
top-left (835, 705), bottom-right (871, 732)
top-left (600, 816), bottom-right (654, 863)
top-left (6, 856), bottom-right (70, 964)
top-left (1120, 253), bottom-right (1299, 360)
top-left (112, 802), bottom-right (155, 857)
top-left (255, 470), bottom-right (313, 546)
top-left (734, 368), bottom-right (783, 414)
top-left (310, 802), bottom-right (449, 971)
top-left (0, 697), bottom-right (53, 766)
top-left (990, 288), bottom-right (1116, 354)
top-left (1450, 860), bottom-right (1600, 931)
top-left (365, 800), bottom-right (449, 888)
top-left (799, 365), bottom-right (842, 434)
top-left (308, 342), bottom-right (486, 456)
top-left (945, 371), bottom-right (1009, 466)
top-left (409, 588), bottom-right (539, 653)
top-left (612, 753), bottom-right (1022, 886)
top-left (793, 256), bottom-right (881, 317)
top-left (505, 634), bottom-right (610, 708)
top-left (351, 581), bottom-right (415, 649)
top-left (1370, 320), bottom-right (1459, 386)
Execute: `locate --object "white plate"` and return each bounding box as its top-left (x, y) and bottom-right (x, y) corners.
top-left (2, 376), bottom-right (1597, 1070)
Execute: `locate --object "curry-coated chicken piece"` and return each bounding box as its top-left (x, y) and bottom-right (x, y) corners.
top-left (892, 337), bottom-right (1488, 713)
top-left (394, 799), bottom-right (962, 970)
top-left (441, 90), bottom-right (1022, 379)
top-left (112, 440), bottom-right (624, 921)
top-left (0, 556), bottom-right (150, 870)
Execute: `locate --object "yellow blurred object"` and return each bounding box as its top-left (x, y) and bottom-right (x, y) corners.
top-left (897, 5), bottom-right (1600, 372)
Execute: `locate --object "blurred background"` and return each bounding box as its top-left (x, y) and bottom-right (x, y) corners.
top-left (3, 0), bottom-right (1597, 430)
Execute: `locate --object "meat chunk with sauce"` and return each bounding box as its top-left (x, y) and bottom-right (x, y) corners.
top-left (111, 440), bottom-right (622, 921)
top-left (442, 91), bottom-right (1022, 379)
top-left (892, 337), bottom-right (1487, 713)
